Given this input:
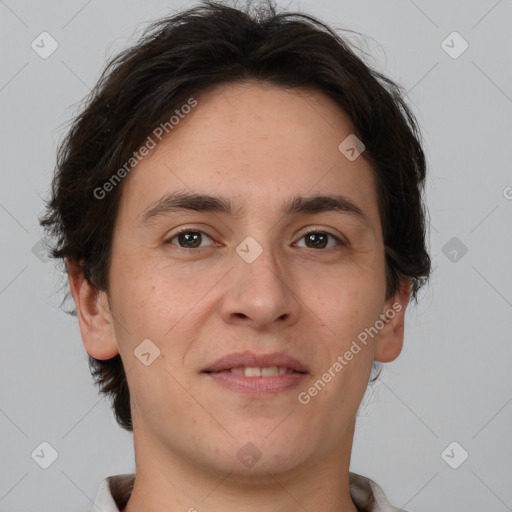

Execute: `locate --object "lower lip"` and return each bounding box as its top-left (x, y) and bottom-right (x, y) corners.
top-left (203, 371), bottom-right (308, 395)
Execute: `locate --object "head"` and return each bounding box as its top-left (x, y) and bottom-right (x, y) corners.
top-left (41, 0), bottom-right (430, 475)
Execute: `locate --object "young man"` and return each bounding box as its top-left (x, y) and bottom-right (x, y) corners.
top-left (41, 2), bottom-right (431, 511)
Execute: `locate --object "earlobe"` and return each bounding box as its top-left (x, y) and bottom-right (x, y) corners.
top-left (66, 259), bottom-right (120, 360)
top-left (374, 280), bottom-right (412, 363)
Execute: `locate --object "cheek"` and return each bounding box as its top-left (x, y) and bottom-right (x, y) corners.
top-left (108, 254), bottom-right (216, 369)
top-left (299, 264), bottom-right (385, 340)
top-left (109, 246), bottom-right (172, 323)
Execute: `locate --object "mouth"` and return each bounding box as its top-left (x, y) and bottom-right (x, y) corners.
top-left (204, 366), bottom-right (306, 377)
top-left (201, 352), bottom-right (309, 395)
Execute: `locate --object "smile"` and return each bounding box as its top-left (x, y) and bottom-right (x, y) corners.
top-left (223, 366), bottom-right (299, 377)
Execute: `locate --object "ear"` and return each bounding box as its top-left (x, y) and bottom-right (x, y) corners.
top-left (66, 259), bottom-right (120, 360)
top-left (374, 279), bottom-right (412, 363)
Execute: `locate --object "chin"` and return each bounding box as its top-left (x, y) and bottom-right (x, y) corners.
top-left (212, 428), bottom-right (311, 475)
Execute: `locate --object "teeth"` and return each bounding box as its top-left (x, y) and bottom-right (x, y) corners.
top-left (229, 366), bottom-right (291, 377)
top-left (246, 367), bottom-right (263, 377)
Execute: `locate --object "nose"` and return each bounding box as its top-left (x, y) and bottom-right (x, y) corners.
top-left (220, 237), bottom-right (301, 330)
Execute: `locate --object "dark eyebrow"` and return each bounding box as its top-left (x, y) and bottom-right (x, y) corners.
top-left (137, 191), bottom-right (370, 228)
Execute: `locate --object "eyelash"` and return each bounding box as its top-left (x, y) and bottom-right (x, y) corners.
top-left (164, 228), bottom-right (345, 252)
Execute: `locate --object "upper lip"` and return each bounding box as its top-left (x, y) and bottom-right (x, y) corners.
top-left (202, 351), bottom-right (309, 373)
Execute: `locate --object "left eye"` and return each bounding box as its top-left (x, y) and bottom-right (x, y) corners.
top-left (295, 231), bottom-right (342, 250)
top-left (166, 229), bottom-right (342, 250)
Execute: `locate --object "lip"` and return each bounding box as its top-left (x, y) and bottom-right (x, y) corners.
top-left (202, 351), bottom-right (309, 373)
top-left (205, 371), bottom-right (307, 395)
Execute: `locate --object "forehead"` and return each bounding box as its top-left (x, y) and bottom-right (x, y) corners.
top-left (116, 81), bottom-right (381, 231)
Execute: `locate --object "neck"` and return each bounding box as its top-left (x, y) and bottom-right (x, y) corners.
top-left (123, 419), bottom-right (359, 512)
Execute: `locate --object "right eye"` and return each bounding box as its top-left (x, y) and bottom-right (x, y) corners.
top-left (164, 229), bottom-right (216, 250)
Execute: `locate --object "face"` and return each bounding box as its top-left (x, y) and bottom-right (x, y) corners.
top-left (72, 81), bottom-right (409, 478)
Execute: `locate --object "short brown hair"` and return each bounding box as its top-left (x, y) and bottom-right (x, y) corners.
top-left (40, 0), bottom-right (431, 431)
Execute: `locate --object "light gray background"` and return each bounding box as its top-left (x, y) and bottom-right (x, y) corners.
top-left (1, 0), bottom-right (511, 511)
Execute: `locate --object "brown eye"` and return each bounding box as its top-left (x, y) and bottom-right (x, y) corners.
top-left (166, 230), bottom-right (214, 249)
top-left (296, 231), bottom-right (342, 250)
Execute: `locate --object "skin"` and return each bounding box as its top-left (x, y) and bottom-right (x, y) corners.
top-left (67, 81), bottom-right (411, 512)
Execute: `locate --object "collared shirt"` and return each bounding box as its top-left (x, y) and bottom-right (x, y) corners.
top-left (88, 472), bottom-right (409, 512)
